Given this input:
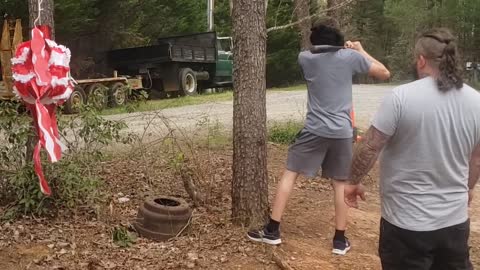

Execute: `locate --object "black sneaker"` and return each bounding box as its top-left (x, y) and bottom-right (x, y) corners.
top-left (247, 227), bottom-right (282, 245)
top-left (332, 237), bottom-right (351, 255)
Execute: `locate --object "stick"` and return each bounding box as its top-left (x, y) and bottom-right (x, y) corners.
top-left (271, 249), bottom-right (294, 270)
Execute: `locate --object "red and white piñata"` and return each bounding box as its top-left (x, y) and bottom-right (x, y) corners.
top-left (11, 26), bottom-right (73, 196)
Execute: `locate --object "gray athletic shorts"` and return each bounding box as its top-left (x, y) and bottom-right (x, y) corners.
top-left (286, 128), bottom-right (353, 179)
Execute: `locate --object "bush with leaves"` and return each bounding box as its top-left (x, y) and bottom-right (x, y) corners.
top-left (268, 120), bottom-right (303, 145)
top-left (0, 102), bottom-right (136, 219)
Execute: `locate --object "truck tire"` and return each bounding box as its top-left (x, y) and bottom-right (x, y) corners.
top-left (109, 82), bottom-right (128, 107)
top-left (179, 68), bottom-right (198, 96)
top-left (86, 83), bottom-right (108, 110)
top-left (64, 86), bottom-right (86, 114)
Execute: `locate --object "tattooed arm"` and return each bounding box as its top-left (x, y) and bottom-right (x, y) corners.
top-left (468, 144), bottom-right (480, 206)
top-left (469, 144), bottom-right (480, 189)
top-left (345, 91), bottom-right (399, 208)
top-left (349, 126), bottom-right (391, 185)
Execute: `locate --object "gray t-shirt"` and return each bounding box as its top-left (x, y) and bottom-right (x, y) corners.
top-left (372, 77), bottom-right (480, 231)
top-left (298, 49), bottom-right (371, 138)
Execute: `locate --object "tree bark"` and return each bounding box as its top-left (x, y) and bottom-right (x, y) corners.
top-left (327, 0), bottom-right (342, 18)
top-left (28, 0), bottom-right (55, 39)
top-left (294, 0), bottom-right (312, 50)
top-left (231, 0), bottom-right (269, 226)
top-left (26, 0), bottom-right (55, 161)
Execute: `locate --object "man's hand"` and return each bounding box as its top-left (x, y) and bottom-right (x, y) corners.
top-left (345, 41), bottom-right (364, 52)
top-left (344, 183), bottom-right (366, 208)
top-left (469, 189), bottom-right (474, 207)
top-left (345, 41), bottom-right (391, 80)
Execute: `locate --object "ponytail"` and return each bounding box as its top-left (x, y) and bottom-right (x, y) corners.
top-left (415, 29), bottom-right (464, 92)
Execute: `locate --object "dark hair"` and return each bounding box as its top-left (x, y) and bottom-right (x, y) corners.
top-left (414, 28), bottom-right (463, 92)
top-left (310, 17), bottom-right (344, 46)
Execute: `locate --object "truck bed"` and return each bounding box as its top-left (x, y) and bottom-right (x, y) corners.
top-left (108, 32), bottom-right (217, 69)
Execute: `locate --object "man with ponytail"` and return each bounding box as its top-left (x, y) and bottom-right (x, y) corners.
top-left (346, 28), bottom-right (479, 269)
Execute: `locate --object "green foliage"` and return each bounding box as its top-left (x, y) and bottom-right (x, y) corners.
top-left (0, 1), bottom-right (28, 22)
top-left (267, 30), bottom-right (303, 87)
top-left (268, 120), bottom-right (303, 145)
top-left (55, 0), bottom-right (100, 38)
top-left (124, 89), bottom-right (149, 113)
top-left (214, 0), bottom-right (232, 36)
top-left (0, 102), bottom-right (32, 170)
top-left (266, 0), bottom-right (303, 87)
top-left (112, 226), bottom-right (136, 248)
top-left (0, 102), bottom-right (134, 217)
top-left (101, 91), bottom-right (233, 116)
top-left (3, 0), bottom-right (479, 86)
top-left (8, 159), bottom-right (102, 216)
top-left (383, 0), bottom-right (480, 80)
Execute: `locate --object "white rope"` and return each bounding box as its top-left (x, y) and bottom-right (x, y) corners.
top-left (34, 0), bottom-right (44, 26)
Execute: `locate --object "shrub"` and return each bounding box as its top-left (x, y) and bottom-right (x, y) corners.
top-left (268, 120), bottom-right (303, 145)
top-left (0, 102), bottom-right (135, 218)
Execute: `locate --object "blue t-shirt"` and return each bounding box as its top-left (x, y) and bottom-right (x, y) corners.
top-left (298, 49), bottom-right (371, 138)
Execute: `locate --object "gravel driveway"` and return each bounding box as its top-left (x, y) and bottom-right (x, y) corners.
top-left (106, 84), bottom-right (394, 138)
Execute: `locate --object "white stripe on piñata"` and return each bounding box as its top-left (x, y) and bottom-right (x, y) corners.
top-left (55, 137), bottom-right (67, 152)
top-left (36, 102), bottom-right (59, 162)
top-left (12, 86), bottom-right (21, 99)
top-left (35, 77), bottom-right (49, 87)
top-left (49, 50), bottom-right (70, 67)
top-left (46, 39), bottom-right (72, 62)
top-left (51, 76), bottom-right (70, 87)
top-left (51, 86), bottom-right (73, 101)
top-left (13, 72), bottom-right (35, 83)
top-left (39, 96), bottom-right (55, 105)
top-left (11, 47), bottom-right (31, 65)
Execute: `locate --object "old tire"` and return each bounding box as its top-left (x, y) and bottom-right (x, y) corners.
top-left (86, 83), bottom-right (108, 110)
top-left (134, 196), bottom-right (192, 241)
top-left (179, 68), bottom-right (197, 96)
top-left (64, 87), bottom-right (86, 114)
top-left (132, 222), bottom-right (175, 241)
top-left (109, 82), bottom-right (128, 107)
top-left (137, 206), bottom-right (191, 233)
top-left (143, 197), bottom-right (190, 215)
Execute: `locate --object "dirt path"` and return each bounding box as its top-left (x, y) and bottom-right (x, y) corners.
top-left (106, 84), bottom-right (393, 137)
top-left (1, 146), bottom-right (477, 270)
top-left (274, 175), bottom-right (480, 269)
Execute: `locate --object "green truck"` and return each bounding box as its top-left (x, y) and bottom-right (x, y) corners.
top-left (106, 32), bottom-right (233, 98)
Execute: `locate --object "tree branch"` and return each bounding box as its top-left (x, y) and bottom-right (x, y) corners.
top-left (271, 248), bottom-right (294, 270)
top-left (267, 0), bottom-right (355, 33)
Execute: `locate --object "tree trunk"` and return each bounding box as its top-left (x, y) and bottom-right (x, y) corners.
top-left (28, 0), bottom-right (55, 39)
top-left (231, 0), bottom-right (269, 226)
top-left (26, 0), bottom-right (55, 161)
top-left (327, 0), bottom-right (341, 18)
top-left (294, 0), bottom-right (312, 50)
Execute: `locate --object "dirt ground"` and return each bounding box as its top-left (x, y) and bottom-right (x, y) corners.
top-left (0, 144), bottom-right (479, 270)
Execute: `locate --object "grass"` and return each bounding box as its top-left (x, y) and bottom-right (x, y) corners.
top-left (269, 84), bottom-right (306, 92)
top-left (100, 85), bottom-right (307, 116)
top-left (192, 119), bottom-right (304, 148)
top-left (268, 120), bottom-right (304, 145)
top-left (101, 91), bottom-right (233, 115)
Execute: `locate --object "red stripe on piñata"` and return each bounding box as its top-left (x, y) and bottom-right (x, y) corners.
top-left (12, 26), bottom-right (73, 196)
top-left (34, 142), bottom-right (51, 196)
